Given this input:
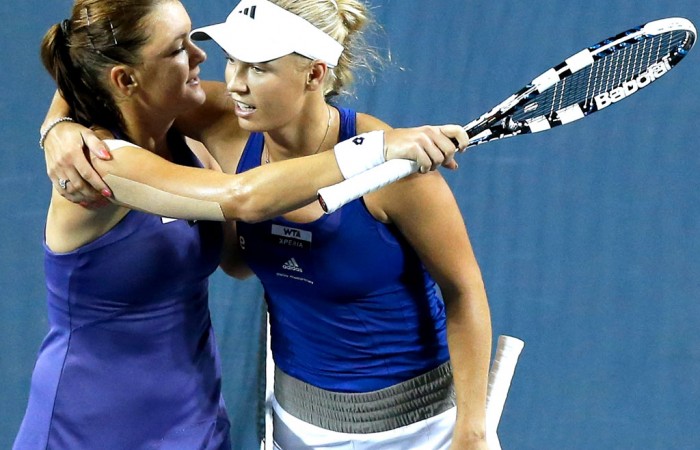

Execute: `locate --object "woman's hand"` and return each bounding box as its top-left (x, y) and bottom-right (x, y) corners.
top-left (43, 121), bottom-right (113, 206)
top-left (384, 124), bottom-right (468, 173)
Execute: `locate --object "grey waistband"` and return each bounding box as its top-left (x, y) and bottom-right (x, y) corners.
top-left (274, 362), bottom-right (455, 434)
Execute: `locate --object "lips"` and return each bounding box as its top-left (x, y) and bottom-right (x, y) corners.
top-left (187, 69), bottom-right (200, 85)
top-left (233, 99), bottom-right (256, 117)
top-left (232, 99), bottom-right (252, 110)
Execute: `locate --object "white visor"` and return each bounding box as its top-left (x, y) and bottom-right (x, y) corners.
top-left (191, 0), bottom-right (344, 67)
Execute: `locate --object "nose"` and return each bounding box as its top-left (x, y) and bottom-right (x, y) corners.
top-left (225, 61), bottom-right (247, 94)
top-left (188, 41), bottom-right (207, 66)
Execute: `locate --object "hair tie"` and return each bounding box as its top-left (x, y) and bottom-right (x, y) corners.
top-left (60, 19), bottom-right (71, 36)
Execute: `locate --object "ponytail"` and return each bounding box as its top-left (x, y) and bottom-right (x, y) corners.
top-left (269, 0), bottom-right (384, 98)
top-left (39, 0), bottom-right (163, 132)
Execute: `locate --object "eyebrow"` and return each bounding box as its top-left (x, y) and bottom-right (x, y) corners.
top-left (173, 31), bottom-right (188, 42)
top-left (225, 54), bottom-right (276, 67)
top-left (166, 31), bottom-right (189, 50)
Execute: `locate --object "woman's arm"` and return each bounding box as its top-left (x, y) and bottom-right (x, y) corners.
top-left (92, 124), bottom-right (466, 223)
top-left (41, 91), bottom-right (113, 204)
top-left (219, 222), bottom-right (253, 279)
top-left (93, 141), bottom-right (340, 223)
top-left (367, 173), bottom-right (492, 450)
top-left (42, 81), bottom-right (242, 205)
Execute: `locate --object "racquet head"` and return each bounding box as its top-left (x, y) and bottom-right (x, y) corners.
top-left (466, 17), bottom-right (696, 146)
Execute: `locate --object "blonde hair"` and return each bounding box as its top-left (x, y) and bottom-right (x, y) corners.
top-left (270, 0), bottom-right (381, 97)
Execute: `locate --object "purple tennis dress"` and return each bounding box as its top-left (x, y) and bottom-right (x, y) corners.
top-left (14, 136), bottom-right (230, 449)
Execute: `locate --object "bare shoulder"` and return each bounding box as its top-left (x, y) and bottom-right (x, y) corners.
top-left (355, 112), bottom-right (392, 133)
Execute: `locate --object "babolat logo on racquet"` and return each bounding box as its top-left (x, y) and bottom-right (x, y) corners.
top-left (593, 55), bottom-right (672, 110)
top-left (471, 17), bottom-right (697, 141)
top-left (317, 17), bottom-right (696, 214)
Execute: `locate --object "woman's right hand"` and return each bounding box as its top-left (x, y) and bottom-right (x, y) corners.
top-left (384, 124), bottom-right (468, 173)
top-left (43, 121), bottom-right (113, 206)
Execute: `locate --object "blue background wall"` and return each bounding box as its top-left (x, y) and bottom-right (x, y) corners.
top-left (2, 1), bottom-right (698, 449)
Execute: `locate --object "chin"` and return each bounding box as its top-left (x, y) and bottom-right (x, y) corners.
top-left (190, 86), bottom-right (206, 104)
top-left (171, 96), bottom-right (206, 119)
top-left (193, 93), bottom-right (207, 106)
top-left (178, 93), bottom-right (205, 112)
top-left (235, 116), bottom-right (263, 133)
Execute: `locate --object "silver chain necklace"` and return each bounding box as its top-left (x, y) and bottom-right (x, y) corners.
top-left (264, 104), bottom-right (332, 164)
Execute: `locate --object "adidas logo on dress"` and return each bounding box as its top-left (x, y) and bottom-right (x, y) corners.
top-left (282, 258), bottom-right (303, 273)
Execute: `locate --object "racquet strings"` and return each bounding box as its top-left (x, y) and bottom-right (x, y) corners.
top-left (513, 30), bottom-right (691, 123)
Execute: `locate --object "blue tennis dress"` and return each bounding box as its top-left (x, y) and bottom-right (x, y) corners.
top-left (14, 135), bottom-right (230, 449)
top-left (236, 107), bottom-right (450, 393)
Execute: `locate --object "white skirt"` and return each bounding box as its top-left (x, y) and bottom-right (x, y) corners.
top-left (271, 395), bottom-right (456, 450)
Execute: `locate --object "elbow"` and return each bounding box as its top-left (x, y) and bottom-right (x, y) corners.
top-left (442, 281), bottom-right (491, 330)
top-left (219, 262), bottom-right (253, 280)
top-left (441, 277), bottom-right (487, 308)
top-left (221, 181), bottom-right (271, 223)
top-left (219, 251), bottom-right (254, 280)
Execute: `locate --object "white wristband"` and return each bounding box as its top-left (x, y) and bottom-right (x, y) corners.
top-left (333, 130), bottom-right (386, 179)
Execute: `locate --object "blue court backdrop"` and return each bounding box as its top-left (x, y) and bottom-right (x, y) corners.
top-left (1, 0), bottom-right (698, 449)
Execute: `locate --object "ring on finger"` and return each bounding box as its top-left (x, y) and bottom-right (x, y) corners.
top-left (58, 178), bottom-right (69, 190)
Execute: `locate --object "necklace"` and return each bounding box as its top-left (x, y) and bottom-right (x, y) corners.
top-left (264, 104), bottom-right (332, 164)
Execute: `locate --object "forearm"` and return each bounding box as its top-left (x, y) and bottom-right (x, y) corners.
top-left (444, 287), bottom-right (492, 440)
top-left (221, 150), bottom-right (343, 222)
top-left (93, 143), bottom-right (345, 223)
top-left (375, 173), bottom-right (491, 432)
top-left (217, 130), bottom-right (390, 221)
top-left (219, 222), bottom-right (254, 279)
top-left (97, 126), bottom-right (456, 223)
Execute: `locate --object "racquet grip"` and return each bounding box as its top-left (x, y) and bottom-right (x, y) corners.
top-left (318, 159), bottom-right (419, 213)
top-left (486, 335), bottom-right (525, 450)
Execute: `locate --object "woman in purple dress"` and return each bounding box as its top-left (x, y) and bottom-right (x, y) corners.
top-left (15, 0), bottom-right (466, 448)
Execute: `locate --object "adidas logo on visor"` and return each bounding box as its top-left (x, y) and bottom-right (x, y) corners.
top-left (239, 5), bottom-right (256, 19)
top-left (190, 0), bottom-right (344, 67)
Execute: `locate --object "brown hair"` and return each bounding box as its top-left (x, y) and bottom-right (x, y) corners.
top-left (40, 0), bottom-right (174, 132)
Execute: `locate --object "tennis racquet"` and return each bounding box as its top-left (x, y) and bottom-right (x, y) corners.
top-left (318, 17), bottom-right (696, 213)
top-left (486, 335), bottom-right (525, 450)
